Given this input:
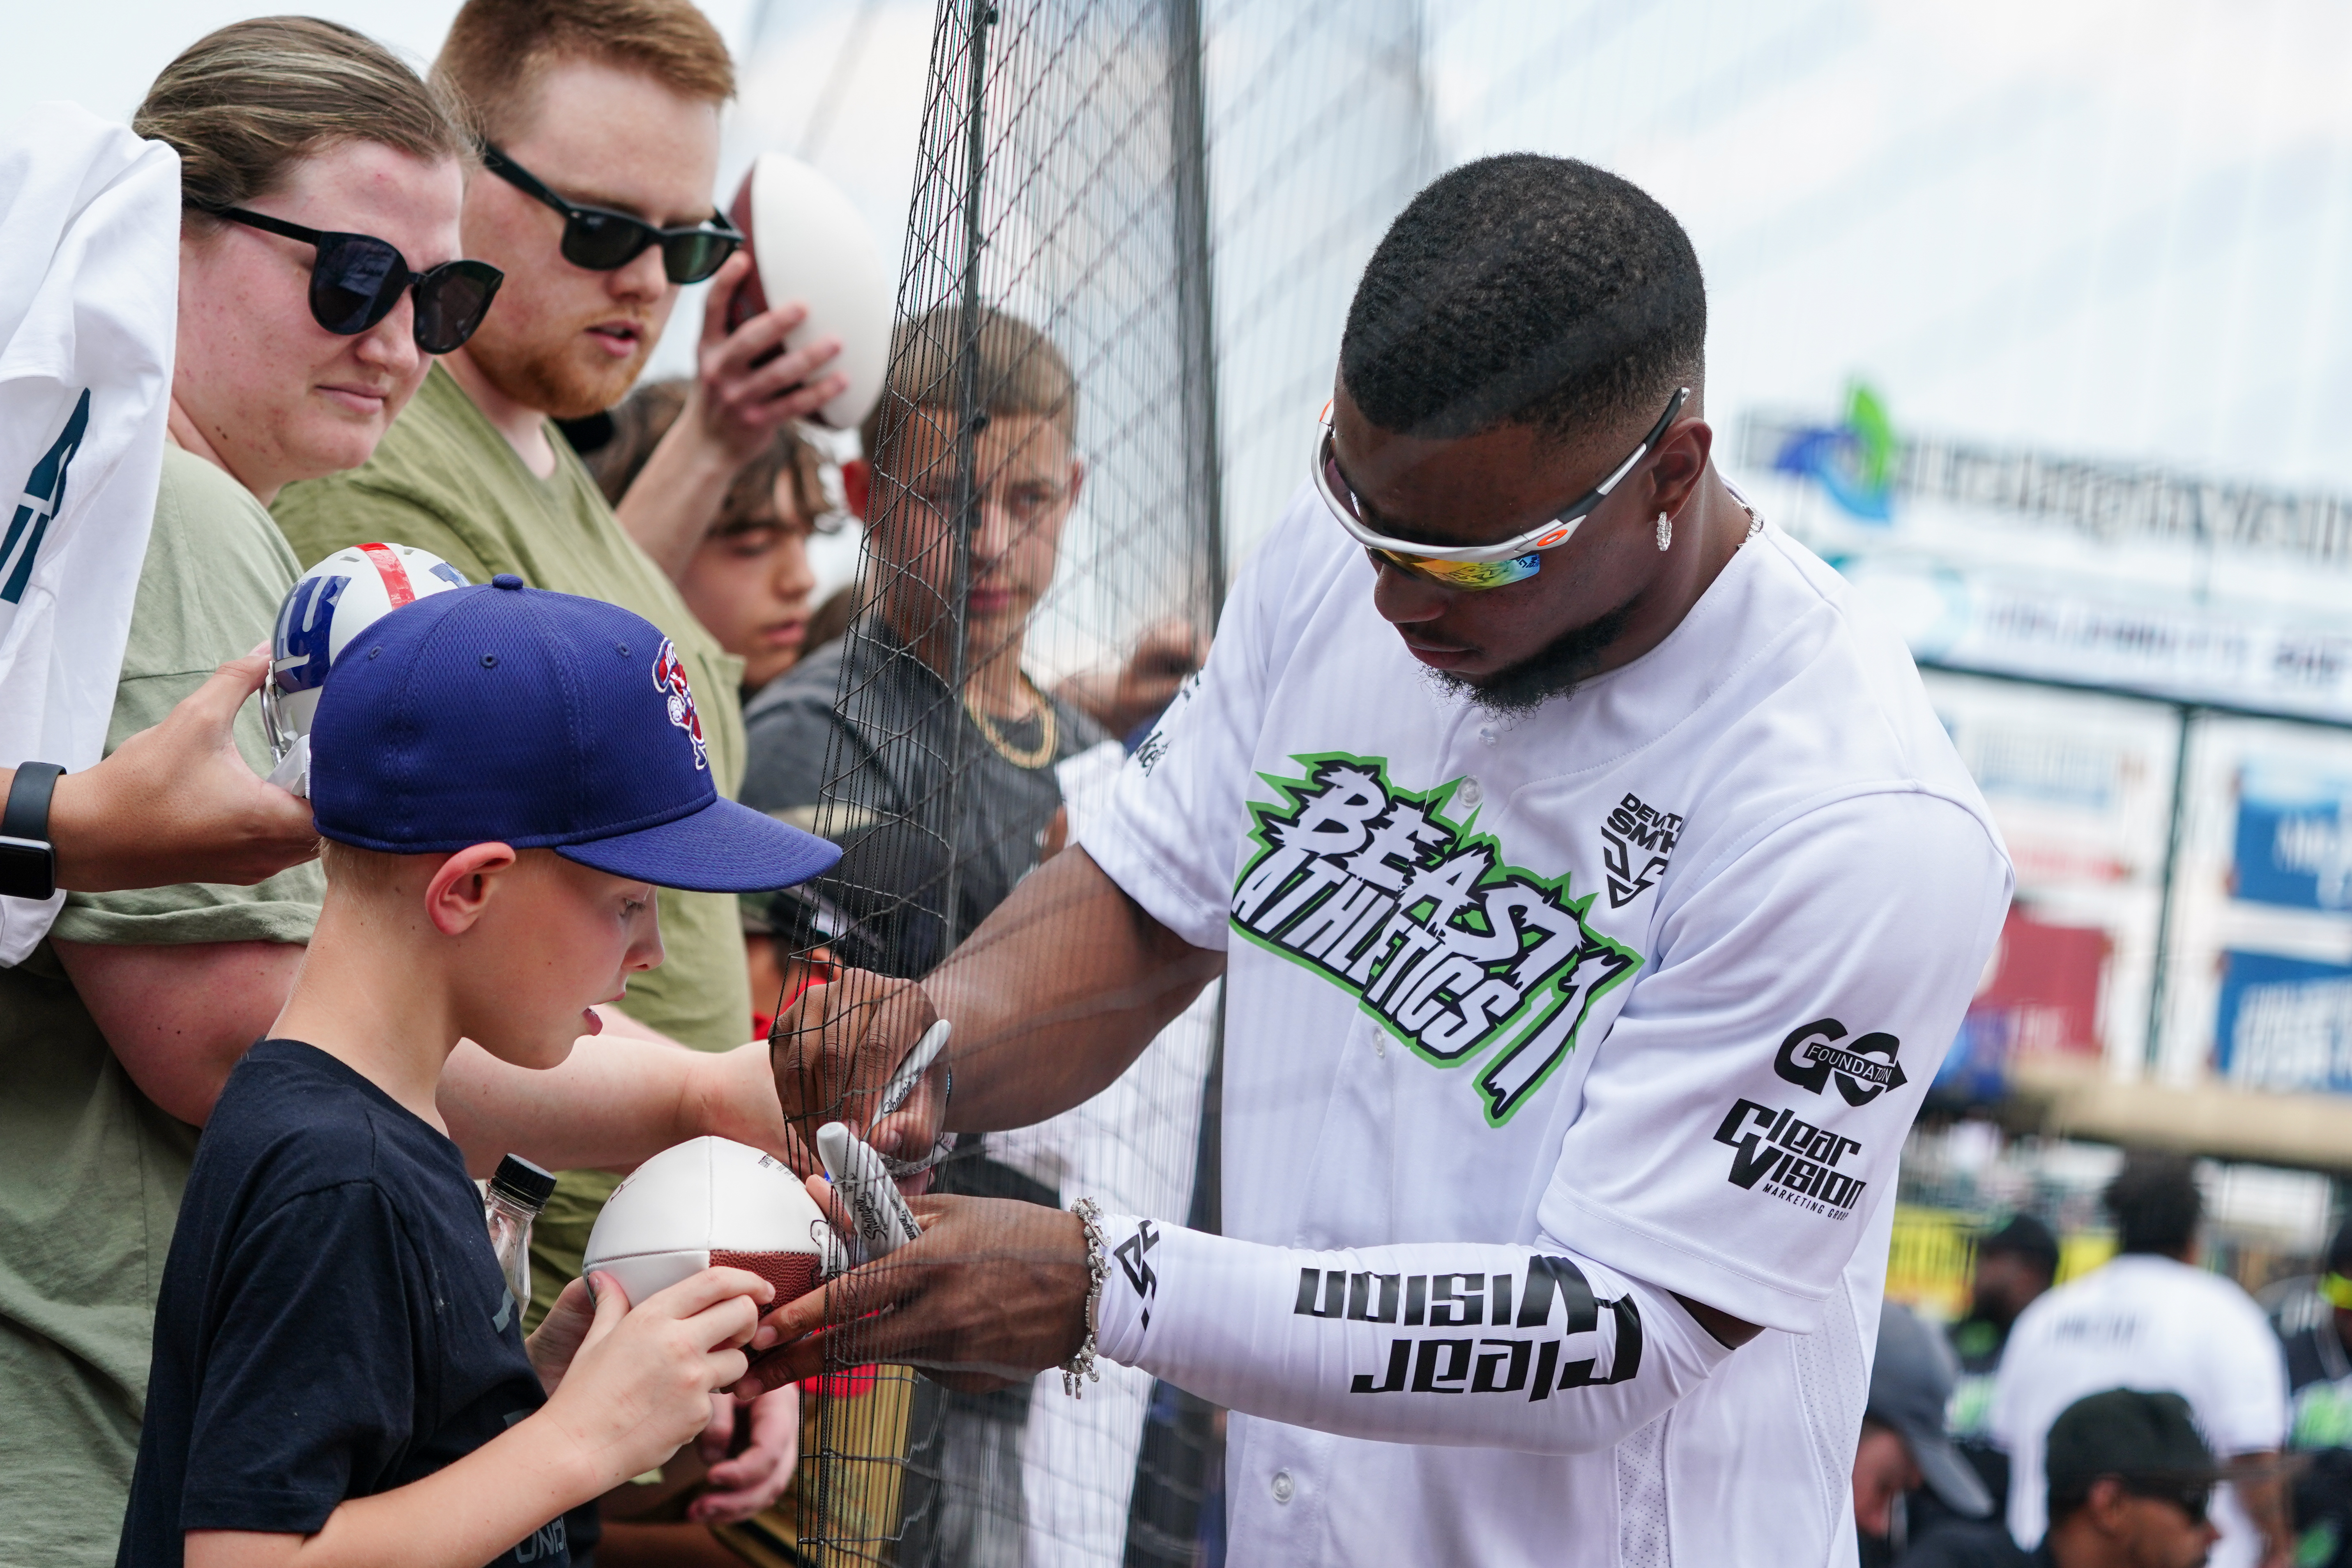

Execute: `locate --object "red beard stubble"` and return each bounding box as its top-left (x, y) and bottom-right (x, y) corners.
top-left (468, 308), bottom-right (658, 420)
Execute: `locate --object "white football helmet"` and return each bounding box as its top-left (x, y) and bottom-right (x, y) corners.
top-left (263, 543), bottom-right (468, 794)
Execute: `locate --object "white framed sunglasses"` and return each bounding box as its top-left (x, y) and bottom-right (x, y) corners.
top-left (1312, 386), bottom-right (1689, 590)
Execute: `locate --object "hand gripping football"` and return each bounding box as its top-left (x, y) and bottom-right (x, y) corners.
top-left (723, 151), bottom-right (894, 431)
top-left (582, 1136), bottom-right (838, 1310)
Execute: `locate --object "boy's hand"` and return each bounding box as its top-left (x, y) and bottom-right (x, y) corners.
top-left (539, 1267), bottom-right (773, 1493)
top-left (687, 1384), bottom-right (800, 1525)
top-left (525, 1276), bottom-right (598, 1396)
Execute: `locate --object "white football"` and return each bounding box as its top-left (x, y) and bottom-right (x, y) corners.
top-left (723, 151), bottom-right (894, 431)
top-left (264, 541), bottom-right (469, 781)
top-left (582, 1136), bottom-right (838, 1310)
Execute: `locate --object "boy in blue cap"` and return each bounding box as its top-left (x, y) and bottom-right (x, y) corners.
top-left (117, 576), bottom-right (843, 1568)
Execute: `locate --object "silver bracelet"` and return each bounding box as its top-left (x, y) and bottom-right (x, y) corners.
top-left (1062, 1197), bottom-right (1109, 1398)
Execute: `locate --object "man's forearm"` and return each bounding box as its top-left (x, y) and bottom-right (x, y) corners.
top-left (1090, 1219), bottom-right (1735, 1453)
top-left (614, 419), bottom-right (739, 581)
top-left (925, 847), bottom-right (1222, 1131)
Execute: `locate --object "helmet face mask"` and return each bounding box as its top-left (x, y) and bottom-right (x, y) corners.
top-left (266, 542), bottom-right (469, 792)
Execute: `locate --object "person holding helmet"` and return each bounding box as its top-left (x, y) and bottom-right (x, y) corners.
top-left (3, 25), bottom-right (827, 1563)
top-left (0, 22), bottom-right (497, 1561)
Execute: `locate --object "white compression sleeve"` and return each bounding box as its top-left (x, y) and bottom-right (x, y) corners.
top-left (1089, 1216), bottom-right (1734, 1454)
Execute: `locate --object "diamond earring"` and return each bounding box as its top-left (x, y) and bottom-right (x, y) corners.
top-left (1655, 512), bottom-right (1672, 552)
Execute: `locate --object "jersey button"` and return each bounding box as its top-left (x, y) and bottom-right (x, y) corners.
top-left (1458, 777), bottom-right (1483, 807)
top-left (1270, 1470), bottom-right (1296, 1504)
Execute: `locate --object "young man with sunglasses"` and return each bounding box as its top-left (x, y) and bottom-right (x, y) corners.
top-left (755, 154), bottom-right (2013, 1567)
top-left (1899, 1391), bottom-right (2234, 1568)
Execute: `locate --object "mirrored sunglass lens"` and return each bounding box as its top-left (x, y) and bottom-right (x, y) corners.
top-left (1417, 553), bottom-right (1542, 589)
top-left (311, 235), bottom-right (404, 335)
top-left (561, 210), bottom-right (653, 270)
top-left (662, 230), bottom-right (738, 284)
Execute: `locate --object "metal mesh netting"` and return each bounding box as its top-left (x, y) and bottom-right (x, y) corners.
top-left (757, 3), bottom-right (1231, 1563)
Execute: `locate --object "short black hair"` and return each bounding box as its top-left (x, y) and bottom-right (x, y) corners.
top-left (1340, 154), bottom-right (1706, 444)
top-left (2105, 1154), bottom-right (2202, 1257)
top-left (1977, 1212), bottom-right (2061, 1280)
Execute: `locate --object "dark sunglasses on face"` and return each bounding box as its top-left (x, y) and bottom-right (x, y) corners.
top-left (480, 144), bottom-right (741, 284)
top-left (207, 206), bottom-right (503, 355)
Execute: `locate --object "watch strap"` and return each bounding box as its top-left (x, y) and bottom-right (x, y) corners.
top-left (3, 762), bottom-right (62, 845)
top-left (0, 762), bottom-right (64, 901)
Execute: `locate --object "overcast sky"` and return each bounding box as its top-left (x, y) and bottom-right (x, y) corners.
top-left (19, 0), bottom-right (2352, 506)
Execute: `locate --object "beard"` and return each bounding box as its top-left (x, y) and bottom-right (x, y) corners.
top-left (465, 311), bottom-right (655, 420)
top-left (1433, 597), bottom-right (1639, 716)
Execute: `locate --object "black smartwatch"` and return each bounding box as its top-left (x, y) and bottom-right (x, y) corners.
top-left (0, 762), bottom-right (64, 901)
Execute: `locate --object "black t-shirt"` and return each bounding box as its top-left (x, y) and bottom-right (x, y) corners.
top-left (1892, 1520), bottom-right (2043, 1568)
top-left (117, 1041), bottom-right (568, 1568)
top-left (740, 618), bottom-right (1107, 978)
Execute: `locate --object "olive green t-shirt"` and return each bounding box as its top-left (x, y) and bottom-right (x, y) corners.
top-left (0, 447), bottom-right (325, 1567)
top-left (272, 364), bottom-right (756, 1321)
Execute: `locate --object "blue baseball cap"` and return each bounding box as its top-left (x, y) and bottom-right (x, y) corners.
top-left (309, 576), bottom-right (841, 893)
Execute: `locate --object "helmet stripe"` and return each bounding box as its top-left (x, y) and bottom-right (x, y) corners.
top-left (355, 541), bottom-right (416, 608)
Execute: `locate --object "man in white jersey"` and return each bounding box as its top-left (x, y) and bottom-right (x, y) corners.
top-left (752, 154), bottom-right (2015, 1567)
top-left (1993, 1155), bottom-right (2293, 1568)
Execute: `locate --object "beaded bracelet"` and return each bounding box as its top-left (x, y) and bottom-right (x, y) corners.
top-left (1063, 1197), bottom-right (1110, 1398)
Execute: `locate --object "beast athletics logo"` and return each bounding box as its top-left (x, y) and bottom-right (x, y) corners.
top-left (651, 638), bottom-right (708, 770)
top-left (1231, 755), bottom-right (1639, 1126)
top-left (1599, 792), bottom-right (1680, 908)
top-left (1713, 1098), bottom-right (1868, 1219)
top-left (1774, 1018), bottom-right (1906, 1106)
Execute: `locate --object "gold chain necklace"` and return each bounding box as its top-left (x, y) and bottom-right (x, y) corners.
top-left (964, 674), bottom-right (1058, 769)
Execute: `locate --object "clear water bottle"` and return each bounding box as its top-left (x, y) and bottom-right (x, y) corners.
top-left (485, 1154), bottom-right (557, 1317)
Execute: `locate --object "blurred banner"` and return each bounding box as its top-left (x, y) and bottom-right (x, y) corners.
top-left (1923, 672), bottom-right (2174, 1087)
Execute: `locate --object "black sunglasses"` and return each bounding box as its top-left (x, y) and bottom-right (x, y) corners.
top-left (208, 207), bottom-right (503, 355)
top-left (480, 144), bottom-right (741, 284)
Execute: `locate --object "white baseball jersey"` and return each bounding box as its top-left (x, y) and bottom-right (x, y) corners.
top-left (1991, 1254), bottom-right (2291, 1568)
top-left (1077, 490), bottom-right (2013, 1567)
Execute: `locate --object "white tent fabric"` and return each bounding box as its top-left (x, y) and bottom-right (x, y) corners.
top-left (0, 104), bottom-right (180, 964)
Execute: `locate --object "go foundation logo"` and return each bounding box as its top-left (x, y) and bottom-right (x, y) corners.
top-left (1229, 755), bottom-right (1639, 1126)
top-left (1773, 381), bottom-right (1898, 523)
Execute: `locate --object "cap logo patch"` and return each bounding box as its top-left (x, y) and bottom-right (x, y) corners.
top-left (651, 639), bottom-right (708, 770)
